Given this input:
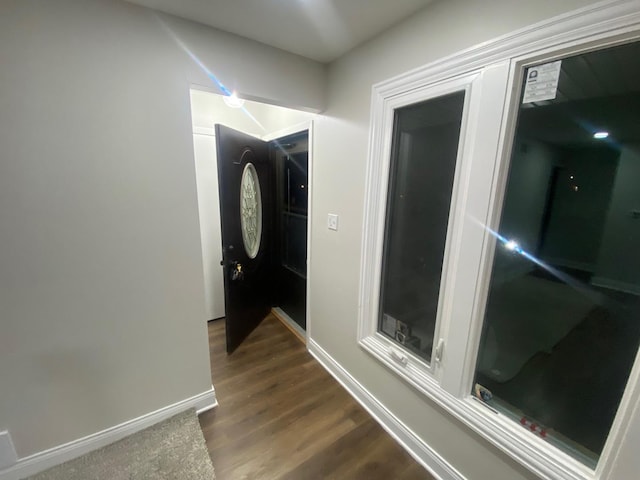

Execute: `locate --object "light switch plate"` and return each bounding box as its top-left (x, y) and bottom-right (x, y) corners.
top-left (327, 213), bottom-right (339, 231)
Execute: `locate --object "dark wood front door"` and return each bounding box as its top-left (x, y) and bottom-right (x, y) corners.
top-left (215, 124), bottom-right (273, 353)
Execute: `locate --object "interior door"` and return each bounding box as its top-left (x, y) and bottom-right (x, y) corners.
top-left (215, 124), bottom-right (273, 353)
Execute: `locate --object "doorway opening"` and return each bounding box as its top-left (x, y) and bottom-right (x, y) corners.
top-left (271, 131), bottom-right (309, 335)
top-left (190, 88), bottom-right (315, 352)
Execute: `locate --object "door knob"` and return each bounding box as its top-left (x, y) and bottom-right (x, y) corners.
top-left (231, 262), bottom-right (244, 281)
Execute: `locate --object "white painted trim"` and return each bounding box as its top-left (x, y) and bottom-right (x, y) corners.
top-left (273, 307), bottom-right (306, 340)
top-left (591, 276), bottom-right (640, 296)
top-left (308, 340), bottom-right (465, 480)
top-left (193, 125), bottom-right (215, 136)
top-left (0, 386), bottom-right (217, 480)
top-left (261, 120), bottom-right (312, 142)
top-left (305, 120), bottom-right (314, 343)
top-left (370, 0), bottom-right (640, 98)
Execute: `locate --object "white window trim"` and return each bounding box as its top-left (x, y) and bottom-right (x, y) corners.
top-left (358, 2), bottom-right (640, 480)
top-left (359, 71), bottom-right (484, 382)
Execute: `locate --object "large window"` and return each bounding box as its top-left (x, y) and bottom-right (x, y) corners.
top-left (359, 3), bottom-right (640, 480)
top-left (473, 41), bottom-right (640, 469)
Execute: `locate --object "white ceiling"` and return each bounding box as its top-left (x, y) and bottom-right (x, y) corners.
top-left (126, 0), bottom-right (433, 63)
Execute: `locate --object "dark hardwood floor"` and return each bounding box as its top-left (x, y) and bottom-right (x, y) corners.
top-left (199, 314), bottom-right (433, 479)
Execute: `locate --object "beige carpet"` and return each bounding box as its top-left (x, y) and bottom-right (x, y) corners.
top-left (27, 409), bottom-right (215, 480)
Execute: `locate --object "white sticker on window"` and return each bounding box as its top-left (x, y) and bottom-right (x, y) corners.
top-left (522, 60), bottom-right (562, 104)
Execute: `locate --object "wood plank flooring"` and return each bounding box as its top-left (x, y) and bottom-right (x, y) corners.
top-left (199, 314), bottom-right (433, 479)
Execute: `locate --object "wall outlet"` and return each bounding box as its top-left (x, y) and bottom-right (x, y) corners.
top-left (0, 430), bottom-right (18, 469)
top-left (327, 213), bottom-right (339, 231)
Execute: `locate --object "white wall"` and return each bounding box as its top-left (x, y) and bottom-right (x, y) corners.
top-left (0, 0), bottom-right (324, 459)
top-left (310, 0), bottom-right (606, 479)
top-left (190, 90), bottom-right (316, 321)
top-left (192, 131), bottom-right (225, 320)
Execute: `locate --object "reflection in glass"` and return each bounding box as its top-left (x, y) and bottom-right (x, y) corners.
top-left (473, 41), bottom-right (640, 467)
top-left (283, 152), bottom-right (308, 215)
top-left (281, 150), bottom-right (308, 277)
top-left (378, 91), bottom-right (466, 362)
top-left (282, 213), bottom-right (307, 276)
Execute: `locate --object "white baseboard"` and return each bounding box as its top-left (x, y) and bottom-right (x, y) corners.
top-left (307, 340), bottom-right (465, 480)
top-left (272, 307), bottom-right (306, 343)
top-left (0, 386), bottom-right (217, 480)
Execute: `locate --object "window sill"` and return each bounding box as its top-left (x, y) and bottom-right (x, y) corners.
top-left (359, 335), bottom-right (595, 480)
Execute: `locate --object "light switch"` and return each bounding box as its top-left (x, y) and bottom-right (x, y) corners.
top-left (327, 213), bottom-right (339, 231)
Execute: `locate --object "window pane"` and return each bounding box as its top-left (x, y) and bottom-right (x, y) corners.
top-left (379, 91), bottom-right (466, 362)
top-left (473, 41), bottom-right (640, 467)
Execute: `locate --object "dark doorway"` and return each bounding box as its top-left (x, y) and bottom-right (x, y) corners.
top-left (272, 132), bottom-right (309, 331)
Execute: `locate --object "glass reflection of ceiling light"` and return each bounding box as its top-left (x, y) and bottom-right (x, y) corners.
top-left (593, 131), bottom-right (609, 139)
top-left (505, 240), bottom-right (519, 252)
top-left (223, 91), bottom-right (245, 108)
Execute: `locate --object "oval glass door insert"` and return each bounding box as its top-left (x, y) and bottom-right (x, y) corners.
top-left (240, 162), bottom-right (262, 258)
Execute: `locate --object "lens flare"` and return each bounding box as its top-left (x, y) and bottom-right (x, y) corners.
top-left (223, 91), bottom-right (245, 108)
top-left (155, 16), bottom-right (308, 175)
top-left (155, 15), bottom-right (267, 131)
top-left (504, 240), bottom-right (519, 252)
top-left (467, 215), bottom-right (610, 306)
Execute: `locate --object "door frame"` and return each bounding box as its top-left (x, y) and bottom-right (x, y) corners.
top-left (262, 120), bottom-right (314, 344)
top-left (192, 125), bottom-right (226, 321)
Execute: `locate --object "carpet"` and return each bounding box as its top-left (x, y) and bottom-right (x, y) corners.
top-left (27, 409), bottom-right (215, 480)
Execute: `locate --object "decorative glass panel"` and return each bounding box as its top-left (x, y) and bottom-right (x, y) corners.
top-left (240, 162), bottom-right (262, 259)
top-left (378, 91), bottom-right (466, 363)
top-left (473, 41), bottom-right (640, 468)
